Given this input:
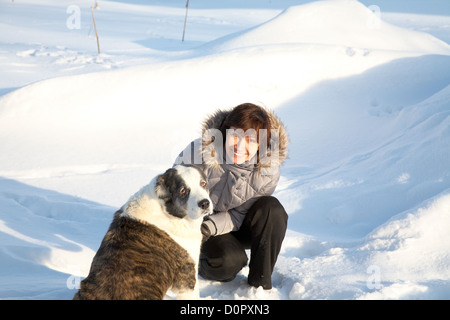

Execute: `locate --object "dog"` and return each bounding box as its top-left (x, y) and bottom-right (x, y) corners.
top-left (73, 165), bottom-right (213, 300)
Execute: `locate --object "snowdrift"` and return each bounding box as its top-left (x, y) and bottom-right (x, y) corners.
top-left (205, 0), bottom-right (450, 54)
top-left (276, 56), bottom-right (450, 239)
top-left (0, 0), bottom-right (449, 299)
top-left (278, 190), bottom-right (450, 300)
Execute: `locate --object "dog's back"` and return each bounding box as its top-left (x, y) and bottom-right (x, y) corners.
top-left (74, 210), bottom-right (196, 300)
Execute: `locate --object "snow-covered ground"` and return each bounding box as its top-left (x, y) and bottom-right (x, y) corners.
top-left (1, 0), bottom-right (449, 300)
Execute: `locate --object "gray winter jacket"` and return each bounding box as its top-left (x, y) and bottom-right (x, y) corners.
top-left (174, 108), bottom-right (289, 235)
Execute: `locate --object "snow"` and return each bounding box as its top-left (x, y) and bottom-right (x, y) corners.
top-left (0, 0), bottom-right (449, 300)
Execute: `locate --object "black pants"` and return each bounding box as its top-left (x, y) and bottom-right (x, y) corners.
top-left (199, 196), bottom-right (288, 289)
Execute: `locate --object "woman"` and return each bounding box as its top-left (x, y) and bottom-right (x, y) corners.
top-left (174, 103), bottom-right (289, 290)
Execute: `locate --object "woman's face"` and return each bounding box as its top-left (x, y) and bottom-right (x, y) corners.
top-left (225, 126), bottom-right (259, 164)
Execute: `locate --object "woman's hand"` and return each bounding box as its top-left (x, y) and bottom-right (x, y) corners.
top-left (201, 220), bottom-right (216, 243)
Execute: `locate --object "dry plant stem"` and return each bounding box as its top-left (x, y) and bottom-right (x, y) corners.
top-left (182, 0), bottom-right (190, 42)
top-left (91, 6), bottom-right (101, 54)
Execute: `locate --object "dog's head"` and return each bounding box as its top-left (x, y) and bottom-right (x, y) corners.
top-left (155, 165), bottom-right (213, 220)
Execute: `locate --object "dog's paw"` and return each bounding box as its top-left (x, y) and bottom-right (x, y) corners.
top-left (176, 288), bottom-right (200, 300)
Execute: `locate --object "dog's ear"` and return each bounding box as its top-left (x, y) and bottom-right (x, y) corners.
top-left (155, 168), bottom-right (175, 199)
top-left (155, 174), bottom-right (168, 199)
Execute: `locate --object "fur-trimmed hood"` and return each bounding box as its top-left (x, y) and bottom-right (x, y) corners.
top-left (201, 108), bottom-right (289, 169)
top-left (173, 107), bottom-right (289, 235)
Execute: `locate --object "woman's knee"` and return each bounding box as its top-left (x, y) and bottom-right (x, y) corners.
top-left (252, 196), bottom-right (288, 225)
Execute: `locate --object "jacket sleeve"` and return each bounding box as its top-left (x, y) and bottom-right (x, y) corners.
top-left (206, 171), bottom-right (280, 235)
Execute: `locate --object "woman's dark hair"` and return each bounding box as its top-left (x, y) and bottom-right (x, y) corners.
top-left (220, 103), bottom-right (272, 152)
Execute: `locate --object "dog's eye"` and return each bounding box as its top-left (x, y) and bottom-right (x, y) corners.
top-left (200, 180), bottom-right (207, 188)
top-left (180, 187), bottom-right (187, 195)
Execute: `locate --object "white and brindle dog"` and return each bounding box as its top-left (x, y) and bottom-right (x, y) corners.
top-left (73, 165), bottom-right (212, 300)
